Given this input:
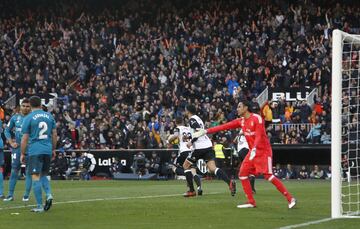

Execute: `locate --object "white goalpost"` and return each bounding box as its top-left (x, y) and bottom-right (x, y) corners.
top-left (332, 29), bottom-right (360, 218)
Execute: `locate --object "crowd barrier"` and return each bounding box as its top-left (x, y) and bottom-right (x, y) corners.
top-left (2, 144), bottom-right (331, 177)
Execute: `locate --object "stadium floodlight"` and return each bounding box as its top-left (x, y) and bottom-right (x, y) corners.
top-left (332, 29), bottom-right (360, 218)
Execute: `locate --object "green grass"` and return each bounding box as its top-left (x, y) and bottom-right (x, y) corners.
top-left (0, 179), bottom-right (359, 229)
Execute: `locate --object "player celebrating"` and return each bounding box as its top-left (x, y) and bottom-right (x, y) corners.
top-left (183, 105), bottom-right (236, 197)
top-left (3, 99), bottom-right (33, 202)
top-left (193, 100), bottom-right (296, 208)
top-left (21, 96), bottom-right (57, 212)
top-left (167, 117), bottom-right (202, 196)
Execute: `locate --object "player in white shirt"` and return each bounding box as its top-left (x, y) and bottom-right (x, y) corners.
top-left (182, 105), bottom-right (236, 197)
top-left (167, 117), bottom-right (202, 195)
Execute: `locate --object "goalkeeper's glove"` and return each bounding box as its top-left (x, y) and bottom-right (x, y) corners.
top-left (249, 148), bottom-right (256, 161)
top-left (192, 129), bottom-right (207, 138)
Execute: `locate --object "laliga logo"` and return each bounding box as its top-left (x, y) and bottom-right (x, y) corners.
top-left (97, 157), bottom-right (127, 166)
top-left (83, 153), bottom-right (128, 172)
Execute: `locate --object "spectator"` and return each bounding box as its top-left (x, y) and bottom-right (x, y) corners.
top-left (298, 165), bottom-right (310, 179)
top-left (300, 101), bottom-right (312, 123)
top-left (310, 165), bottom-right (324, 179)
top-left (109, 158), bottom-right (124, 177)
top-left (131, 152), bottom-right (149, 176)
top-left (50, 153), bottom-right (68, 179)
top-left (324, 166), bottom-right (331, 180)
top-left (285, 164), bottom-right (297, 180)
top-left (262, 103), bottom-right (273, 127)
top-left (0, 0), bottom-right (356, 149)
top-left (320, 130), bottom-right (331, 144)
top-left (306, 123), bottom-right (322, 144)
top-left (78, 153), bottom-right (91, 180)
top-left (273, 164), bottom-right (285, 179)
top-left (148, 152), bottom-right (161, 174)
top-left (65, 152), bottom-right (79, 179)
top-left (271, 102), bottom-right (281, 123)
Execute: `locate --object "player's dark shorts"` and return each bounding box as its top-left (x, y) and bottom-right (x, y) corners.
top-left (29, 154), bottom-right (51, 175)
top-left (0, 149), bottom-right (4, 167)
top-left (175, 151), bottom-right (191, 166)
top-left (238, 148), bottom-right (250, 161)
top-left (186, 147), bottom-right (215, 164)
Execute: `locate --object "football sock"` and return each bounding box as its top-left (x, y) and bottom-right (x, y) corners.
top-left (175, 167), bottom-right (184, 175)
top-left (8, 169), bottom-right (19, 197)
top-left (40, 176), bottom-right (52, 198)
top-left (240, 177), bottom-right (256, 205)
top-left (24, 170), bottom-right (32, 197)
top-left (215, 168), bottom-right (230, 185)
top-left (185, 170), bottom-right (195, 192)
top-left (193, 174), bottom-right (201, 188)
top-left (33, 180), bottom-right (43, 208)
top-left (267, 175), bottom-right (293, 202)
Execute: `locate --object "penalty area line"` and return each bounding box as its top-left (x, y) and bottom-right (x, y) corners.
top-left (0, 192), bottom-right (222, 211)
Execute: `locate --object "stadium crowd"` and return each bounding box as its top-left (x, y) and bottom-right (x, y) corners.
top-left (0, 0), bottom-right (359, 150)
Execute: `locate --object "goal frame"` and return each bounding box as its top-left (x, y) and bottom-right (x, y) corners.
top-left (332, 29), bottom-right (360, 218)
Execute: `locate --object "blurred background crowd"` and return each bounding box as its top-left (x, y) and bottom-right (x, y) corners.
top-left (1, 0), bottom-right (359, 151)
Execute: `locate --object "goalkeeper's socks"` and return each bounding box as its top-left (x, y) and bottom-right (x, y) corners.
top-left (8, 169), bottom-right (19, 197)
top-left (40, 176), bottom-right (52, 198)
top-left (32, 180), bottom-right (43, 207)
top-left (240, 178), bottom-right (256, 205)
top-left (193, 174), bottom-right (201, 188)
top-left (215, 168), bottom-right (231, 185)
top-left (268, 175), bottom-right (293, 202)
top-left (185, 170), bottom-right (195, 192)
top-left (24, 171), bottom-right (32, 197)
top-left (175, 167), bottom-right (185, 176)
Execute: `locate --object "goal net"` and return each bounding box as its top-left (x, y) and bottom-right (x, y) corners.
top-left (332, 29), bottom-right (360, 218)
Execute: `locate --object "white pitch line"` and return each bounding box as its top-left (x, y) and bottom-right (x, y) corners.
top-left (279, 217), bottom-right (333, 229)
top-left (0, 192), bottom-right (221, 211)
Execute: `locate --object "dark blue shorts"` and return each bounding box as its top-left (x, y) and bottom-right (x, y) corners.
top-left (29, 154), bottom-right (51, 175)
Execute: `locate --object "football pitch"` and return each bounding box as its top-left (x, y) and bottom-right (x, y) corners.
top-left (0, 180), bottom-right (359, 229)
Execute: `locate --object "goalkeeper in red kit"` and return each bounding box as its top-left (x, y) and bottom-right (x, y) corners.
top-left (193, 100), bottom-right (296, 209)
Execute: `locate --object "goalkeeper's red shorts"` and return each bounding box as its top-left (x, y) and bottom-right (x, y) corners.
top-left (238, 150), bottom-right (273, 177)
